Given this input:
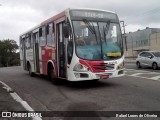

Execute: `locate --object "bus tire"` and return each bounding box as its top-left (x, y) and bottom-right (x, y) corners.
top-left (48, 65), bottom-right (59, 84)
top-left (28, 63), bottom-right (34, 77)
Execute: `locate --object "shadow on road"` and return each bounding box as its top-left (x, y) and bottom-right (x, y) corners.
top-left (31, 73), bottom-right (118, 89)
top-left (21, 69), bottom-right (120, 91)
top-left (62, 80), bottom-right (118, 90)
top-left (62, 102), bottom-right (102, 120)
top-left (137, 67), bottom-right (160, 70)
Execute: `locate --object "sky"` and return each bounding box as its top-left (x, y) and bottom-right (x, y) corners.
top-left (0, 0), bottom-right (160, 44)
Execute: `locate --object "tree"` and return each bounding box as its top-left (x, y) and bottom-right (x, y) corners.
top-left (0, 39), bottom-right (19, 67)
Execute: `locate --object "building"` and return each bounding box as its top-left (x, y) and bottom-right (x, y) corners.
top-left (125, 27), bottom-right (160, 58)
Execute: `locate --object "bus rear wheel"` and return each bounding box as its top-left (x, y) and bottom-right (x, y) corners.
top-left (48, 66), bottom-right (59, 84)
top-left (28, 64), bottom-right (34, 77)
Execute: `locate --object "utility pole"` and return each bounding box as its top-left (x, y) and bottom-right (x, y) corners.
top-left (120, 21), bottom-right (128, 51)
top-left (131, 36), bottom-right (134, 57)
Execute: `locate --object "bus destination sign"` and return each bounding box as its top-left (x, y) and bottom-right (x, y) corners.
top-left (70, 10), bottom-right (117, 20)
top-left (84, 12), bottom-right (104, 18)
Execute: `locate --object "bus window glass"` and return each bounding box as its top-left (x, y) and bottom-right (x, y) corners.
top-left (29, 33), bottom-right (33, 48)
top-left (39, 27), bottom-right (46, 46)
top-left (47, 23), bottom-right (54, 46)
top-left (82, 28), bottom-right (88, 37)
top-left (25, 37), bottom-right (31, 49)
top-left (20, 39), bottom-right (23, 50)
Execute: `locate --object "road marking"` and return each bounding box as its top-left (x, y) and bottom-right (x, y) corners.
top-left (125, 68), bottom-right (160, 74)
top-left (127, 75), bottom-right (153, 80)
top-left (130, 73), bottom-right (143, 76)
top-left (149, 76), bottom-right (160, 80)
top-left (125, 68), bottom-right (148, 72)
top-left (125, 69), bottom-right (160, 81)
top-left (129, 73), bottom-right (149, 79)
top-left (124, 68), bottom-right (135, 71)
top-left (0, 81), bottom-right (42, 120)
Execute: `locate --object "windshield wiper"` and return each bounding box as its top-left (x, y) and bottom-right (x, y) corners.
top-left (103, 22), bottom-right (110, 43)
top-left (82, 19), bottom-right (98, 44)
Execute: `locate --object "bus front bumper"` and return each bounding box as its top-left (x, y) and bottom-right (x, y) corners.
top-left (67, 69), bottom-right (125, 81)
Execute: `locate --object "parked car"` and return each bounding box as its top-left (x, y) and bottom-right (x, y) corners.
top-left (136, 51), bottom-right (160, 70)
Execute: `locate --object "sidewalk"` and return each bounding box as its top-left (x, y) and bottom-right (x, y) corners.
top-left (0, 82), bottom-right (31, 120)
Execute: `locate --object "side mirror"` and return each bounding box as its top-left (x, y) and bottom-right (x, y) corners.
top-left (63, 24), bottom-right (69, 38)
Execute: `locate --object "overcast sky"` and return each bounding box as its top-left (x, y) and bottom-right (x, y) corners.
top-left (1, 0), bottom-right (160, 44)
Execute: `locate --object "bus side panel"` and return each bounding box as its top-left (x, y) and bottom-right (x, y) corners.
top-left (41, 46), bottom-right (54, 75)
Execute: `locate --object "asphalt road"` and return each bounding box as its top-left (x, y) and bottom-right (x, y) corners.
top-left (0, 63), bottom-right (160, 120)
top-left (125, 62), bottom-right (160, 72)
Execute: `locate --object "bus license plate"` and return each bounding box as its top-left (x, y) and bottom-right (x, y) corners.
top-left (100, 74), bottom-right (109, 79)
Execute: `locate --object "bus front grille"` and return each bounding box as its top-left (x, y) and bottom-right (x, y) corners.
top-left (93, 63), bottom-right (115, 70)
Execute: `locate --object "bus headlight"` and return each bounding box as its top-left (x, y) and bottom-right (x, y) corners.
top-left (117, 62), bottom-right (124, 70)
top-left (73, 63), bottom-right (89, 72)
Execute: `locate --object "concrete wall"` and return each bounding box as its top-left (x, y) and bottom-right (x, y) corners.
top-left (125, 28), bottom-right (160, 59)
top-left (150, 32), bottom-right (160, 51)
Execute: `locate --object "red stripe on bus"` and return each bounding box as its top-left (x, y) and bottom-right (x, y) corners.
top-left (79, 59), bottom-right (105, 73)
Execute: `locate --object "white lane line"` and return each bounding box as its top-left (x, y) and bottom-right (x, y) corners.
top-left (126, 73), bottom-right (160, 81)
top-left (124, 68), bottom-right (136, 71)
top-left (149, 75), bottom-right (160, 80)
top-left (130, 73), bottom-right (143, 76)
top-left (0, 81), bottom-right (42, 120)
top-left (125, 68), bottom-right (160, 74)
top-left (125, 68), bottom-right (148, 72)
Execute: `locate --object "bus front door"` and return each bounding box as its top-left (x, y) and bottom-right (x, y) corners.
top-left (33, 32), bottom-right (40, 73)
top-left (57, 22), bottom-right (66, 78)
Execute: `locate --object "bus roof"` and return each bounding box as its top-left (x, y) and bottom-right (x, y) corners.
top-left (20, 8), bottom-right (116, 37)
top-left (70, 8), bottom-right (116, 14)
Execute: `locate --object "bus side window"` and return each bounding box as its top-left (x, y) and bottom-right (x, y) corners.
top-left (20, 38), bottom-right (23, 50)
top-left (22, 38), bottom-right (25, 50)
top-left (26, 36), bottom-right (29, 49)
top-left (46, 23), bottom-right (54, 46)
top-left (29, 33), bottom-right (33, 48)
top-left (39, 27), bottom-right (46, 46)
top-left (30, 33), bottom-right (34, 48)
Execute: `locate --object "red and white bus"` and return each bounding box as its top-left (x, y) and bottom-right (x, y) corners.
top-left (20, 8), bottom-right (124, 83)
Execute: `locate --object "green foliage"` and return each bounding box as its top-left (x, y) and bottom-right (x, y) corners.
top-left (0, 39), bottom-right (20, 67)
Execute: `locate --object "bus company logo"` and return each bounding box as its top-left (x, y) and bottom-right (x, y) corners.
top-left (2, 112), bottom-right (11, 117)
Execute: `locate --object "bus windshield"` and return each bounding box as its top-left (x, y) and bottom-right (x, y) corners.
top-left (72, 20), bottom-right (123, 61)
